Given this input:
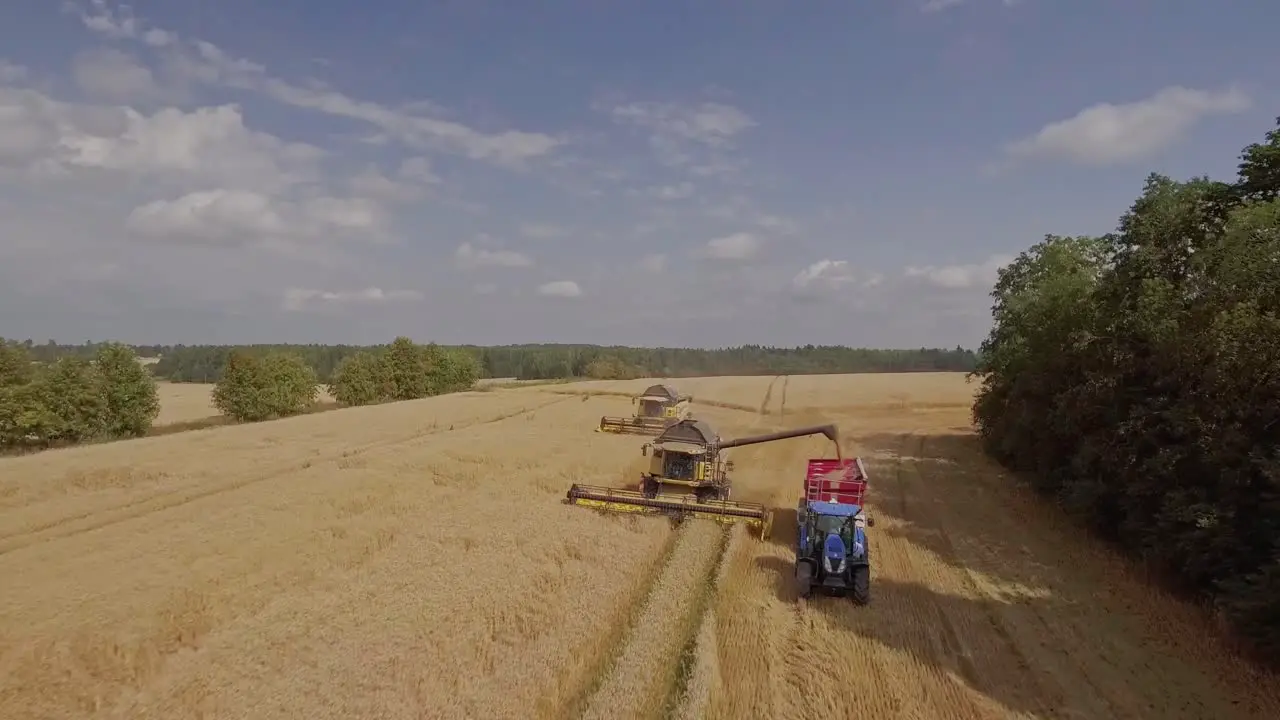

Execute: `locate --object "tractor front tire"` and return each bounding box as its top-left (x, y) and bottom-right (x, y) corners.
top-left (795, 562), bottom-right (814, 599)
top-left (850, 566), bottom-right (870, 605)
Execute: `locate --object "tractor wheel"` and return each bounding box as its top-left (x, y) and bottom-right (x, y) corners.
top-left (795, 562), bottom-right (814, 599)
top-left (850, 566), bottom-right (870, 605)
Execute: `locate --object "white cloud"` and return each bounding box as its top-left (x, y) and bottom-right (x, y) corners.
top-left (921, 0), bottom-right (1021, 11)
top-left (71, 47), bottom-right (159, 101)
top-left (1002, 85), bottom-right (1251, 166)
top-left (125, 190), bottom-right (386, 247)
top-left (793, 259), bottom-right (854, 290)
top-left (455, 240), bottom-right (534, 268)
top-left (0, 61), bottom-right (27, 83)
top-left (611, 101), bottom-right (755, 147)
top-left (472, 282), bottom-right (498, 295)
top-left (640, 253), bottom-right (667, 273)
top-left (537, 280), bottom-right (582, 298)
top-left (700, 232), bottom-right (761, 261)
top-left (10, 98), bottom-right (323, 191)
top-left (604, 99), bottom-right (755, 174)
top-left (651, 182), bottom-right (694, 200)
top-left (519, 222), bottom-right (565, 239)
top-left (78, 1), bottom-right (561, 166)
top-left (904, 253), bottom-right (1013, 290)
top-left (282, 286), bottom-right (423, 311)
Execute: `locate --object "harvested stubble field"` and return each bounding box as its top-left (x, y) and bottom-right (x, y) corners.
top-left (2, 373), bottom-right (1279, 719)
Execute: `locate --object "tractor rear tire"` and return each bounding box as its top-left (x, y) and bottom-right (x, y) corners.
top-left (850, 566), bottom-right (870, 605)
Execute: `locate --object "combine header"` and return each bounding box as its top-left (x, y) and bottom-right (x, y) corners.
top-left (567, 419), bottom-right (843, 539)
top-left (597, 384), bottom-right (693, 435)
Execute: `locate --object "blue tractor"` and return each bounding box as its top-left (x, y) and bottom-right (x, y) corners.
top-left (793, 458), bottom-right (874, 603)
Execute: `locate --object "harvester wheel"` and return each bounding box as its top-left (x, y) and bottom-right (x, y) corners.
top-left (641, 476), bottom-right (659, 499)
top-left (850, 566), bottom-right (870, 605)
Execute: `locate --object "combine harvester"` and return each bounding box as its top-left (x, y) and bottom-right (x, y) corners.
top-left (794, 456), bottom-right (875, 604)
top-left (596, 384), bottom-right (693, 435)
top-left (567, 418), bottom-right (843, 540)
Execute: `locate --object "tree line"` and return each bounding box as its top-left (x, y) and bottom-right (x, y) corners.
top-left (971, 118), bottom-right (1280, 662)
top-left (0, 336), bottom-right (481, 449)
top-left (5, 341), bottom-right (979, 383)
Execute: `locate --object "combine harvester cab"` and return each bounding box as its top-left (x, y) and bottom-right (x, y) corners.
top-left (597, 384), bottom-right (693, 435)
top-left (794, 456), bottom-right (875, 604)
top-left (567, 420), bottom-right (844, 540)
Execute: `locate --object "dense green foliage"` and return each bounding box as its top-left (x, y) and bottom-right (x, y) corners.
top-left (972, 118), bottom-right (1280, 662)
top-left (0, 340), bottom-right (160, 449)
top-left (212, 351), bottom-right (320, 422)
top-left (327, 337), bottom-right (480, 406)
top-left (4, 342), bottom-right (977, 383)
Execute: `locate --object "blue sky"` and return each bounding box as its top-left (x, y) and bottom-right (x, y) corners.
top-left (0, 1), bottom-right (1276, 348)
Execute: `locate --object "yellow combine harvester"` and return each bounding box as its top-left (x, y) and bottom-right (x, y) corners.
top-left (567, 418), bottom-right (843, 539)
top-left (596, 383), bottom-right (693, 435)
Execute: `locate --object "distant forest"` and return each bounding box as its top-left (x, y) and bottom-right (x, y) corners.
top-left (6, 340), bottom-right (979, 383)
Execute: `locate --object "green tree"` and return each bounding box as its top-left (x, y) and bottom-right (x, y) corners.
top-left (377, 336), bottom-right (434, 400)
top-left (94, 343), bottom-right (161, 437)
top-left (972, 118), bottom-right (1280, 664)
top-left (0, 379), bottom-right (56, 448)
top-left (328, 351), bottom-right (384, 406)
top-left (37, 357), bottom-right (107, 443)
top-left (259, 351), bottom-right (319, 417)
top-left (432, 347), bottom-right (481, 393)
top-left (212, 352), bottom-right (273, 422)
top-left (212, 351), bottom-right (318, 422)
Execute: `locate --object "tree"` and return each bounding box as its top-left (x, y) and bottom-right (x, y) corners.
top-left (212, 352), bottom-right (273, 422)
top-left (328, 351), bottom-right (384, 406)
top-left (94, 343), bottom-right (161, 437)
top-left (212, 351), bottom-right (318, 422)
top-left (971, 118), bottom-right (1280, 664)
top-left (36, 357), bottom-right (107, 443)
top-left (259, 351), bottom-right (319, 417)
top-left (433, 348), bottom-right (481, 393)
top-left (377, 336), bottom-right (434, 400)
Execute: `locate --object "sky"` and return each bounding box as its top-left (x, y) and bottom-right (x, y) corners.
top-left (0, 1), bottom-right (1276, 349)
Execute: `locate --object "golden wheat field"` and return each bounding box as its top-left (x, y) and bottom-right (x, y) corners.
top-left (3, 373), bottom-right (1280, 720)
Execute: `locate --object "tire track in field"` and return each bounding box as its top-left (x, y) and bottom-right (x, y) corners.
top-left (0, 396), bottom-right (572, 556)
top-left (578, 521), bottom-right (728, 720)
top-left (758, 376), bottom-right (779, 418)
top-left (778, 376), bottom-right (789, 420)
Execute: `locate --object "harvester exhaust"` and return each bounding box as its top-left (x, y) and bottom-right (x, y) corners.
top-left (566, 483), bottom-right (774, 539)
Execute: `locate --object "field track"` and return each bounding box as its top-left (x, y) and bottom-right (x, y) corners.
top-left (2, 373), bottom-right (1279, 719)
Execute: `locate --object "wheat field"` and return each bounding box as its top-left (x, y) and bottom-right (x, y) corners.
top-left (2, 373), bottom-right (1279, 719)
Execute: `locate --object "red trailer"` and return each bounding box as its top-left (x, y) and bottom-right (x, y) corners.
top-left (803, 457), bottom-right (868, 507)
